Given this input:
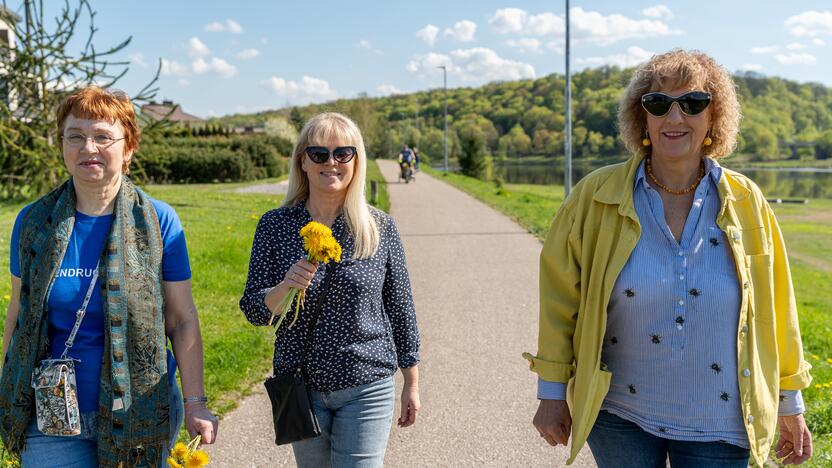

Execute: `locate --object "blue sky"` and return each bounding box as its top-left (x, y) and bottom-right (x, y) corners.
top-left (26, 1), bottom-right (832, 117)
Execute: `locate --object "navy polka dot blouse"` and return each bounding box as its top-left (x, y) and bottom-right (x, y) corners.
top-left (240, 202), bottom-right (420, 392)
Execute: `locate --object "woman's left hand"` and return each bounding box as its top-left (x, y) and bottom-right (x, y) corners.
top-left (398, 384), bottom-right (420, 428)
top-left (185, 404), bottom-right (219, 445)
top-left (776, 413), bottom-right (812, 465)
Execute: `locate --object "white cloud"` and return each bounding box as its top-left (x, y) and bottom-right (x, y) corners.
top-left (192, 57), bottom-right (238, 78)
top-left (786, 42), bottom-right (806, 50)
top-left (577, 46), bottom-right (653, 68)
top-left (236, 48), bottom-right (261, 60)
top-left (812, 38), bottom-right (827, 46)
top-left (204, 19), bottom-right (244, 34)
top-left (505, 38), bottom-right (542, 53)
top-left (785, 10), bottom-right (832, 37)
top-left (488, 7), bottom-right (678, 46)
top-left (774, 52), bottom-right (817, 65)
top-left (739, 64), bottom-right (763, 72)
top-left (160, 59), bottom-right (188, 76)
top-left (261, 75), bottom-right (338, 105)
top-left (444, 20), bottom-right (477, 42)
top-left (407, 47), bottom-right (535, 83)
top-left (128, 53), bottom-right (147, 68)
top-left (416, 24), bottom-right (439, 47)
top-left (377, 84), bottom-right (403, 96)
top-left (750, 45), bottom-right (778, 54)
top-left (178, 79), bottom-right (190, 87)
top-left (357, 40), bottom-right (382, 55)
top-left (642, 5), bottom-right (673, 20)
top-left (187, 37), bottom-right (211, 57)
top-left (488, 8), bottom-right (527, 34)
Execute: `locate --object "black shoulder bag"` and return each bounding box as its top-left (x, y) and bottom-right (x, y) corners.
top-left (263, 264), bottom-right (334, 445)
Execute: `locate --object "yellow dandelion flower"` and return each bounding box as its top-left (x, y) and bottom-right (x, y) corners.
top-left (166, 457), bottom-right (183, 468)
top-left (811, 354), bottom-right (819, 360)
top-left (824, 383), bottom-right (831, 388)
top-left (300, 221), bottom-right (332, 239)
top-left (815, 384), bottom-right (822, 389)
top-left (2, 294), bottom-right (9, 301)
top-left (186, 450), bottom-right (210, 467)
top-left (172, 442), bottom-right (189, 459)
top-left (827, 358), bottom-right (832, 364)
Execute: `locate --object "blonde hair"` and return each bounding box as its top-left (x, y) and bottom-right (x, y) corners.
top-left (618, 49), bottom-right (741, 160)
top-left (283, 112), bottom-right (379, 259)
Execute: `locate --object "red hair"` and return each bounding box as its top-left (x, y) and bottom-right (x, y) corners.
top-left (56, 86), bottom-right (140, 174)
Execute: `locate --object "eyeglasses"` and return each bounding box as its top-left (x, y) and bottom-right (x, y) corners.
top-left (62, 133), bottom-right (126, 148)
top-left (641, 91), bottom-right (712, 117)
top-left (304, 146), bottom-right (357, 164)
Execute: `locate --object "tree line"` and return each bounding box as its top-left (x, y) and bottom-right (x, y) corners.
top-left (213, 67), bottom-right (832, 178)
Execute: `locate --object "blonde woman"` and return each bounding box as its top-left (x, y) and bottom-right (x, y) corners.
top-left (240, 113), bottom-right (421, 467)
top-left (526, 50), bottom-right (813, 467)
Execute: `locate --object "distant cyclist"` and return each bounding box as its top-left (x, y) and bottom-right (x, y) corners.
top-left (398, 145), bottom-right (415, 181)
top-left (412, 146), bottom-right (420, 171)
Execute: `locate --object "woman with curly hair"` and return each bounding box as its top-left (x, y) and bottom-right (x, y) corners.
top-left (525, 49), bottom-right (813, 467)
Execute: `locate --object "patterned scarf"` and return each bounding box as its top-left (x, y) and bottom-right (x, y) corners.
top-left (0, 176), bottom-right (170, 467)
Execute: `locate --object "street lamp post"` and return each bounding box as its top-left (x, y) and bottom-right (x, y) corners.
top-left (564, 0), bottom-right (572, 197)
top-left (437, 65), bottom-right (448, 173)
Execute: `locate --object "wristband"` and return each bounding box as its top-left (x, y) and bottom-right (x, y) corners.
top-left (183, 396), bottom-right (208, 404)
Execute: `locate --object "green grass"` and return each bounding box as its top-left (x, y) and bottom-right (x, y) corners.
top-left (366, 159), bottom-right (390, 212)
top-left (425, 167), bottom-right (832, 467)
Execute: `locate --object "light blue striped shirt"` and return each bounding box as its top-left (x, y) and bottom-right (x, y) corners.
top-left (538, 158), bottom-right (803, 447)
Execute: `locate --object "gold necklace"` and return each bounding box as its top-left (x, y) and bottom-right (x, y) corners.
top-left (645, 158), bottom-right (705, 195)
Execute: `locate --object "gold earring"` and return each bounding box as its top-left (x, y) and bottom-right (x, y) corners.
top-left (642, 136), bottom-right (651, 147)
top-left (703, 136), bottom-right (713, 146)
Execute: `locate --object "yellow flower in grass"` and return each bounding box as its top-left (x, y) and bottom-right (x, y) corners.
top-left (815, 384), bottom-right (823, 389)
top-left (167, 457), bottom-right (182, 468)
top-left (827, 358), bottom-right (832, 365)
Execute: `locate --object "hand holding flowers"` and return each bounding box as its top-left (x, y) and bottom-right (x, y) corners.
top-left (167, 435), bottom-right (210, 467)
top-left (270, 221), bottom-right (342, 330)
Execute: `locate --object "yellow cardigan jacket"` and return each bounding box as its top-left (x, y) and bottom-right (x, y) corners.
top-left (524, 155), bottom-right (813, 466)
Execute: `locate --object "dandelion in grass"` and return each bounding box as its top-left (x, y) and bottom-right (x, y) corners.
top-left (271, 221), bottom-right (342, 330)
top-left (167, 435), bottom-right (210, 467)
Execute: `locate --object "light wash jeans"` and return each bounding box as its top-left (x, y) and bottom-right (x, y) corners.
top-left (292, 376), bottom-right (396, 468)
top-left (21, 377), bottom-right (184, 467)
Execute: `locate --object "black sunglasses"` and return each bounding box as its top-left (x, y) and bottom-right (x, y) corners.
top-left (641, 91), bottom-right (712, 117)
top-left (304, 146), bottom-right (357, 164)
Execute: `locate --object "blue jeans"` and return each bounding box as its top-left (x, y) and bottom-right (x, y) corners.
top-left (292, 376), bottom-right (396, 468)
top-left (587, 410), bottom-right (751, 468)
top-left (21, 378), bottom-right (184, 467)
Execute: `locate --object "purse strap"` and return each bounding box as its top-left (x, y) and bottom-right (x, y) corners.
top-left (296, 262), bottom-right (336, 374)
top-left (59, 262), bottom-right (99, 360)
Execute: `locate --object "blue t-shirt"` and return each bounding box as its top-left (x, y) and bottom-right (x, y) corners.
top-left (10, 198), bottom-right (191, 412)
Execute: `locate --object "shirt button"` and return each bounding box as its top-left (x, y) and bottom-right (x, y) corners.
top-left (743, 369), bottom-right (751, 377)
top-left (679, 275), bottom-right (685, 281)
top-left (741, 325), bottom-right (748, 333)
top-left (678, 300), bottom-right (684, 306)
top-left (747, 414), bottom-right (754, 423)
top-left (676, 324), bottom-right (683, 330)
top-left (677, 251), bottom-right (684, 256)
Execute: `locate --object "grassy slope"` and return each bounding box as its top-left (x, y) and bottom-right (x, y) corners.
top-left (424, 166), bottom-right (832, 467)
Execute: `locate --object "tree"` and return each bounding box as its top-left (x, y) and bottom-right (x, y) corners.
top-left (0, 1), bottom-right (160, 199)
top-left (457, 122), bottom-right (488, 179)
top-left (289, 106), bottom-right (305, 131)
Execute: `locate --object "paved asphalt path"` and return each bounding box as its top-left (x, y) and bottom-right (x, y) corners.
top-left (204, 160), bottom-right (597, 467)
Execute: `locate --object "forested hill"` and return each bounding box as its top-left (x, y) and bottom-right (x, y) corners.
top-left (212, 67), bottom-right (832, 162)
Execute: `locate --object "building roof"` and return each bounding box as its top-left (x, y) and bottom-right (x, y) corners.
top-left (0, 6), bottom-right (21, 23)
top-left (141, 100), bottom-right (203, 122)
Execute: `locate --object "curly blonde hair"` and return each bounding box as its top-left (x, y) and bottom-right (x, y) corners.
top-left (618, 49), bottom-right (741, 160)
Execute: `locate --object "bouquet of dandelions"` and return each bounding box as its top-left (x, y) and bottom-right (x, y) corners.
top-left (167, 435), bottom-right (209, 468)
top-left (271, 221), bottom-right (342, 329)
